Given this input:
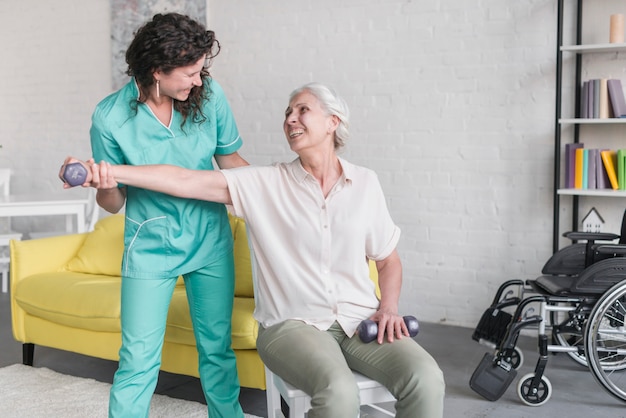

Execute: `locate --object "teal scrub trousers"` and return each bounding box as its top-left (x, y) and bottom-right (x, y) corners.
top-left (108, 252), bottom-right (244, 418)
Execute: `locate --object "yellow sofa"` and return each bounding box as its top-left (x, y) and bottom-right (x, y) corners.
top-left (9, 213), bottom-right (266, 390)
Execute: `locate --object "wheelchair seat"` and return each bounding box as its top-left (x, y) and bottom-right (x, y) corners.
top-left (532, 257), bottom-right (626, 297)
top-left (529, 275), bottom-right (573, 296)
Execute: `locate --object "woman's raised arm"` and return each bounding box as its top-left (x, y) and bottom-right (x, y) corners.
top-left (60, 157), bottom-right (232, 205)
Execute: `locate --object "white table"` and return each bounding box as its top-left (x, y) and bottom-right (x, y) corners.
top-left (0, 192), bottom-right (90, 234)
top-left (0, 192), bottom-right (90, 293)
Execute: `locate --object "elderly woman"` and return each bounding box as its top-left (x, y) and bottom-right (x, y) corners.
top-left (62, 82), bottom-right (445, 418)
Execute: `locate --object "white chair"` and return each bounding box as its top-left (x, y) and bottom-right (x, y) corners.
top-left (0, 169), bottom-right (22, 293)
top-left (82, 187), bottom-right (100, 233)
top-left (265, 366), bottom-right (395, 418)
top-left (27, 187), bottom-right (99, 239)
top-left (0, 233), bottom-right (22, 293)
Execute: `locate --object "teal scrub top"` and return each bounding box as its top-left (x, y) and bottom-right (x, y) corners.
top-left (90, 78), bottom-right (242, 279)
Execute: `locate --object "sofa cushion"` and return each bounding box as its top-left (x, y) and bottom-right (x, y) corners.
top-left (66, 214), bottom-right (124, 276)
top-left (231, 297), bottom-right (258, 348)
top-left (14, 272), bottom-right (121, 332)
top-left (15, 272), bottom-right (259, 350)
top-left (166, 289), bottom-right (258, 350)
top-left (230, 215), bottom-right (254, 298)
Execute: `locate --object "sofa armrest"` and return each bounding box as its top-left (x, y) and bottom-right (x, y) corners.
top-left (10, 233), bottom-right (87, 285)
top-left (10, 233), bottom-right (88, 342)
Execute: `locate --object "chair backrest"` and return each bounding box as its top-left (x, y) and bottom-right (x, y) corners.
top-left (85, 188), bottom-right (99, 232)
top-left (0, 169), bottom-right (13, 233)
top-left (0, 169), bottom-right (12, 197)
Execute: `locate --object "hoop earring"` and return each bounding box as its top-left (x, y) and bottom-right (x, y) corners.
top-left (156, 80), bottom-right (160, 98)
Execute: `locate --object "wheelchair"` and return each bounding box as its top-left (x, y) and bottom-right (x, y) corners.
top-left (469, 221), bottom-right (626, 406)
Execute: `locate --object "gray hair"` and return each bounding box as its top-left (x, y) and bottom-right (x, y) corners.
top-left (289, 82), bottom-right (350, 150)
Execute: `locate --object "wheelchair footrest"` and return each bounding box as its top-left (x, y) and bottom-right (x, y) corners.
top-left (472, 307), bottom-right (513, 345)
top-left (469, 352), bottom-right (517, 401)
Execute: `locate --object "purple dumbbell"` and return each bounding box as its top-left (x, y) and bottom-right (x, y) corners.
top-left (61, 162), bottom-right (89, 187)
top-left (357, 315), bottom-right (419, 343)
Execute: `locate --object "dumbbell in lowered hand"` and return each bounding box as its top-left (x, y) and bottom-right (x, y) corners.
top-left (60, 161), bottom-right (90, 187)
top-left (357, 315), bottom-right (419, 343)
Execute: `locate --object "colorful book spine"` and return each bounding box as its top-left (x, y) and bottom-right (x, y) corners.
top-left (565, 143), bottom-right (584, 188)
top-left (596, 149), bottom-right (610, 189)
top-left (618, 149), bottom-right (626, 190)
top-left (582, 148), bottom-right (589, 188)
top-left (593, 79), bottom-right (600, 118)
top-left (587, 148), bottom-right (597, 188)
top-left (607, 79), bottom-right (626, 118)
top-left (575, 147), bottom-right (585, 189)
top-left (601, 149), bottom-right (619, 189)
top-left (600, 79), bottom-right (610, 119)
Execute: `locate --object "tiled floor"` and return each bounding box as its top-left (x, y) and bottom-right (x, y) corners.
top-left (3, 289), bottom-right (626, 417)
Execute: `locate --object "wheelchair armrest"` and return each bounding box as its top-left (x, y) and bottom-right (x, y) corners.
top-left (595, 244), bottom-right (626, 255)
top-left (562, 231), bottom-right (620, 242)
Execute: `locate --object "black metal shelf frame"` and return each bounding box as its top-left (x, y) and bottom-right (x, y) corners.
top-left (553, 0), bottom-right (584, 253)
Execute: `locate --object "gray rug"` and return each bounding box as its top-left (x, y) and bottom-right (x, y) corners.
top-left (0, 364), bottom-right (262, 418)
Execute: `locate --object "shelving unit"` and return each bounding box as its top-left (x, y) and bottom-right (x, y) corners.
top-left (558, 189), bottom-right (626, 197)
top-left (560, 118), bottom-right (626, 124)
top-left (561, 43), bottom-right (626, 53)
top-left (553, 0), bottom-right (626, 252)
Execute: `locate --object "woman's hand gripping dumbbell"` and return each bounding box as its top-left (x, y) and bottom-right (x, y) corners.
top-left (59, 159), bottom-right (92, 187)
top-left (356, 315), bottom-right (419, 344)
top-left (59, 157), bottom-right (119, 190)
top-left (60, 157), bottom-right (120, 190)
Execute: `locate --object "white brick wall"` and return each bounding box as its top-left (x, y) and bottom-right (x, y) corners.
top-left (4, 0), bottom-right (624, 328)
top-left (208, 0), bottom-right (560, 327)
top-left (0, 0), bottom-right (111, 230)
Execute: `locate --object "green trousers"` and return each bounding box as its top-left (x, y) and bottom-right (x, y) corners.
top-left (109, 253), bottom-right (243, 418)
top-left (258, 320), bottom-right (445, 418)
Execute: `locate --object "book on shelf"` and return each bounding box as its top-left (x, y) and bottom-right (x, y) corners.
top-left (588, 80), bottom-right (595, 118)
top-left (587, 148), bottom-right (597, 188)
top-left (619, 149), bottom-right (626, 190)
top-left (575, 147), bottom-right (584, 188)
top-left (581, 81), bottom-right (587, 117)
top-left (565, 145), bottom-right (626, 190)
top-left (593, 79), bottom-right (600, 118)
top-left (607, 79), bottom-right (626, 118)
top-left (600, 149), bottom-right (619, 189)
top-left (599, 79), bottom-right (610, 119)
top-left (579, 78), bottom-right (626, 118)
top-left (596, 149), bottom-right (610, 189)
top-left (565, 143), bottom-right (584, 188)
top-left (581, 148), bottom-right (589, 189)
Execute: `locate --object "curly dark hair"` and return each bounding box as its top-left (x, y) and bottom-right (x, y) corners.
top-left (125, 13), bottom-right (221, 126)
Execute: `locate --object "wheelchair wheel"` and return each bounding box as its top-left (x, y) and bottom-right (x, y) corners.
top-left (584, 281), bottom-right (626, 402)
top-left (508, 346), bottom-right (524, 370)
top-left (551, 301), bottom-right (626, 370)
top-left (516, 373), bottom-right (552, 406)
top-left (551, 307), bottom-right (588, 367)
